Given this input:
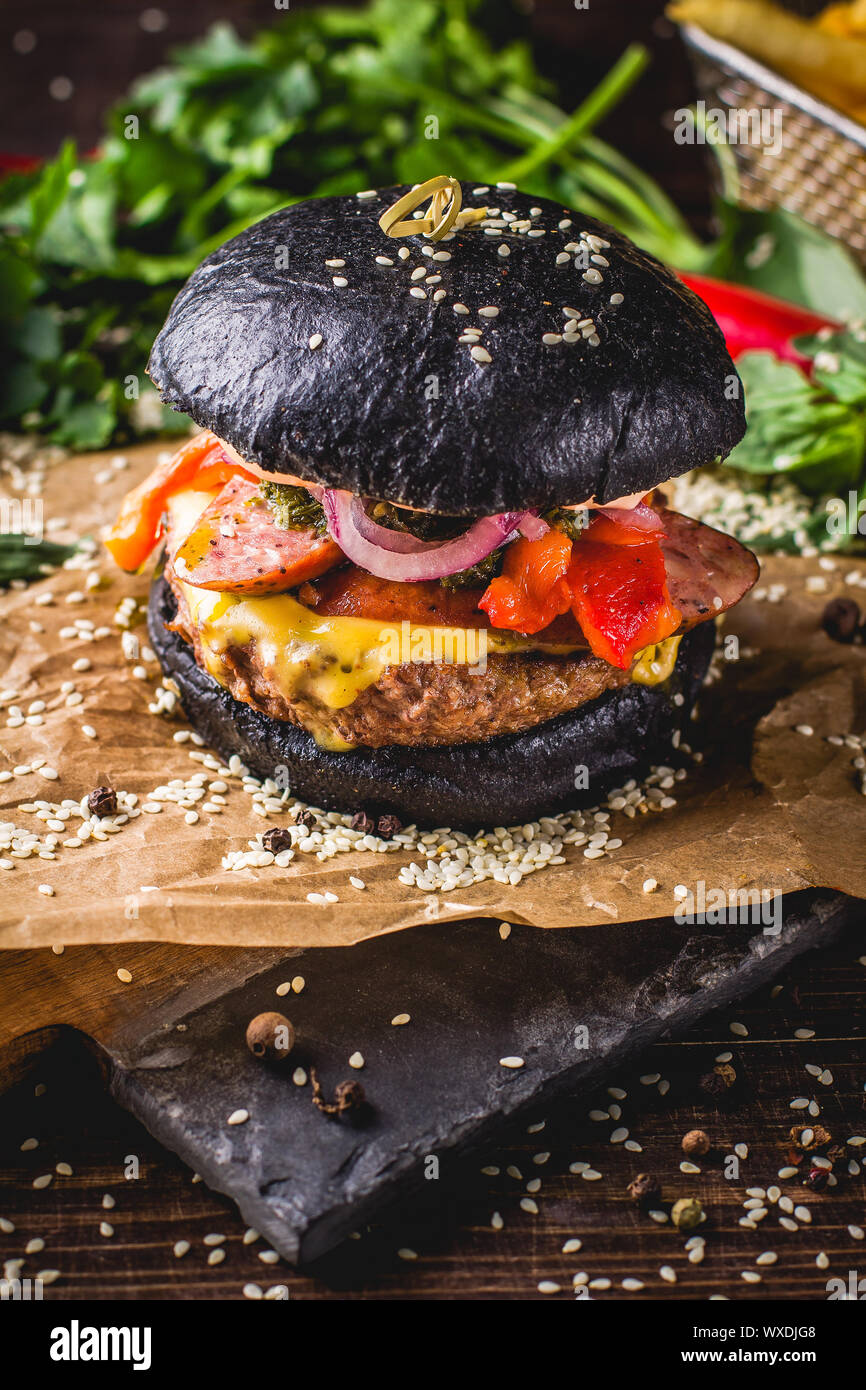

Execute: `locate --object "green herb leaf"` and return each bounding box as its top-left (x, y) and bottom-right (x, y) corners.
top-left (0, 534), bottom-right (80, 585)
top-left (796, 330), bottom-right (866, 406)
top-left (726, 350), bottom-right (866, 508)
top-left (260, 481), bottom-right (328, 535)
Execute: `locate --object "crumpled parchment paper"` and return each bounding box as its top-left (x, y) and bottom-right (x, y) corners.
top-left (1, 443), bottom-right (865, 948)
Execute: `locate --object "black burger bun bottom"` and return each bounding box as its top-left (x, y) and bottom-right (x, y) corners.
top-left (149, 576), bottom-right (715, 829)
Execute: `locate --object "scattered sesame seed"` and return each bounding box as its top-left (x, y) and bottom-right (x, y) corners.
top-left (227, 1109), bottom-right (249, 1126)
top-left (349, 1052), bottom-right (365, 1069)
top-left (391, 1013), bottom-right (410, 1026)
top-left (308, 333), bottom-right (323, 350)
top-left (499, 1056), bottom-right (524, 1069)
top-left (332, 276), bottom-right (348, 288)
top-left (116, 968), bottom-right (132, 984)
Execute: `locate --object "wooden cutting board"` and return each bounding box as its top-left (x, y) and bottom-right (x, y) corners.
top-left (0, 890), bottom-right (858, 1264)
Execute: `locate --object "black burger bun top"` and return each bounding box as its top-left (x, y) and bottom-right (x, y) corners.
top-left (148, 183), bottom-right (745, 515)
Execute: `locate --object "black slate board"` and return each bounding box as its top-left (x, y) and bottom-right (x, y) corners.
top-left (106, 890), bottom-right (855, 1264)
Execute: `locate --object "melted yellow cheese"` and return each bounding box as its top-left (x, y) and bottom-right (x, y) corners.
top-left (631, 635), bottom-right (682, 685)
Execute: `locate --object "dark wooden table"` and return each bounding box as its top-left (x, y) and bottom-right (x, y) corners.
top-left (2, 920), bottom-right (863, 1300)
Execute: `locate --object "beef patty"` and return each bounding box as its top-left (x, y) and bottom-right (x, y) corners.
top-left (166, 571), bottom-right (633, 747)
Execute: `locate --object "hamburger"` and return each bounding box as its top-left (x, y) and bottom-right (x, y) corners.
top-left (106, 177), bottom-right (758, 827)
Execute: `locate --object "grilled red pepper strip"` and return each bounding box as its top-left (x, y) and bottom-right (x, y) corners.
top-left (566, 534), bottom-right (681, 670)
top-left (679, 273), bottom-right (837, 370)
top-left (479, 514), bottom-right (681, 667)
top-left (478, 530), bottom-right (573, 635)
top-left (105, 431), bottom-right (254, 572)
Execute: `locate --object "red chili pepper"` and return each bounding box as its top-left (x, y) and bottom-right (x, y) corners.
top-left (0, 152), bottom-right (43, 175)
top-left (679, 273), bottom-right (838, 370)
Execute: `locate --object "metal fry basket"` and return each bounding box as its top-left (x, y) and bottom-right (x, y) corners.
top-left (679, 22), bottom-right (866, 266)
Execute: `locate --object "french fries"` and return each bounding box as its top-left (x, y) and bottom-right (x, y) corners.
top-left (667, 0), bottom-right (866, 123)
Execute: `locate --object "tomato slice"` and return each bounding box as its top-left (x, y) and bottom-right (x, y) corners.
top-left (478, 531), bottom-right (574, 635)
top-left (567, 538), bottom-right (681, 669)
top-left (105, 431), bottom-right (254, 572)
top-left (172, 477), bottom-right (342, 595)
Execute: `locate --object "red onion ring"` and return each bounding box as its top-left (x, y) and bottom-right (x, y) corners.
top-left (322, 489), bottom-right (531, 582)
top-left (516, 512), bottom-right (550, 541)
top-left (595, 500), bottom-right (663, 533)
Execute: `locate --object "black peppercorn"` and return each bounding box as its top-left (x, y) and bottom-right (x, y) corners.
top-left (87, 785), bottom-right (117, 819)
top-left (333, 1079), bottom-right (366, 1112)
top-left (310, 1067), bottom-right (366, 1117)
top-left (682, 1129), bottom-right (711, 1156)
top-left (699, 1062), bottom-right (737, 1101)
top-left (821, 596), bottom-right (861, 644)
top-left (245, 1011), bottom-right (295, 1062)
top-left (351, 811), bottom-right (376, 835)
top-left (626, 1172), bottom-right (660, 1205)
top-left (376, 814), bottom-right (402, 840)
top-left (262, 827), bottom-right (293, 854)
top-left (805, 1166), bottom-right (830, 1191)
top-left (698, 1069), bottom-right (726, 1098)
